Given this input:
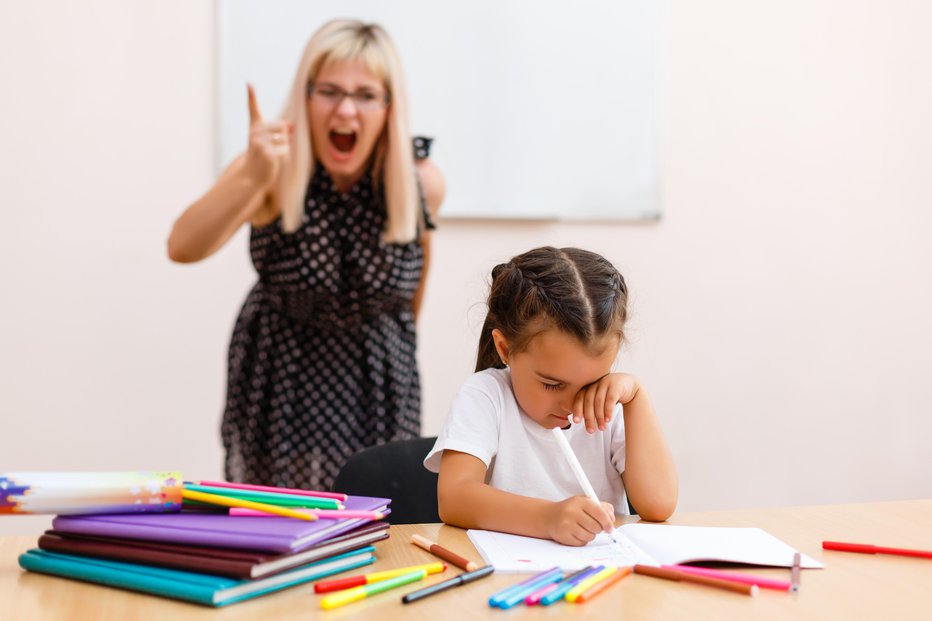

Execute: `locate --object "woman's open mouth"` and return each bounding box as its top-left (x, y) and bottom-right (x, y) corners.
top-left (330, 129), bottom-right (357, 153)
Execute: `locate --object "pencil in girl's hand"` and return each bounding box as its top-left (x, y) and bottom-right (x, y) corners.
top-left (550, 424), bottom-right (618, 543)
top-left (411, 534), bottom-right (478, 571)
top-left (180, 488), bottom-right (315, 521)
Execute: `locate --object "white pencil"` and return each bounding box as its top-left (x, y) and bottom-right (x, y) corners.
top-left (551, 416), bottom-right (618, 543)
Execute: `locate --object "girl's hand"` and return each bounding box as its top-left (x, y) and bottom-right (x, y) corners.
top-left (545, 497), bottom-right (616, 546)
top-left (571, 373), bottom-right (641, 434)
top-left (243, 84), bottom-right (292, 189)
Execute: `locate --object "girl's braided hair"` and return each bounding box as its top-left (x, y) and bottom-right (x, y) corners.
top-left (475, 247), bottom-right (628, 372)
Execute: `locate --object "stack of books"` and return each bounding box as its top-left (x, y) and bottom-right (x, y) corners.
top-left (18, 491), bottom-right (392, 606)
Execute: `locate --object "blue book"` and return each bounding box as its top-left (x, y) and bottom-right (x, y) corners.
top-left (18, 545), bottom-right (376, 607)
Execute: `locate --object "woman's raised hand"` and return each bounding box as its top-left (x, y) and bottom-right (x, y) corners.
top-left (243, 83), bottom-right (292, 188)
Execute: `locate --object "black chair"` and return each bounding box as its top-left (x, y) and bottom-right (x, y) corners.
top-left (333, 437), bottom-right (440, 525)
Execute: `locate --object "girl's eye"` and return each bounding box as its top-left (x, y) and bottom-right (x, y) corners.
top-left (542, 383), bottom-right (562, 392)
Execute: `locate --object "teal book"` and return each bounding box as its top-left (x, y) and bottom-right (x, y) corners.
top-left (18, 545), bottom-right (376, 606)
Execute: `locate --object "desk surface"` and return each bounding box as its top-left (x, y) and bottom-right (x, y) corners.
top-left (2, 499), bottom-right (931, 620)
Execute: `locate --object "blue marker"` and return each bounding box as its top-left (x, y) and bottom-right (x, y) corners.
top-left (488, 566), bottom-right (561, 607)
top-left (497, 568), bottom-right (564, 610)
top-left (540, 565), bottom-right (604, 605)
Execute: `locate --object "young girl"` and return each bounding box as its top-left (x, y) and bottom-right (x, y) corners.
top-left (424, 247), bottom-right (677, 546)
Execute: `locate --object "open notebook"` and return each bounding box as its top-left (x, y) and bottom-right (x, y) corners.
top-left (468, 523), bottom-right (824, 573)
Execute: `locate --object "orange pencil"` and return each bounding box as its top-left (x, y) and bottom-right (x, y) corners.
top-left (573, 566), bottom-right (632, 603)
top-left (411, 534), bottom-right (478, 571)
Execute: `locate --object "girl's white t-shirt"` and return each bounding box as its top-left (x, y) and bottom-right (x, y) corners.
top-left (424, 367), bottom-right (629, 515)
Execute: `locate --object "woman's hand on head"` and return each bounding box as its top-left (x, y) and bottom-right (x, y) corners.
top-left (243, 83), bottom-right (293, 189)
top-left (546, 497), bottom-right (616, 546)
top-left (572, 373), bottom-right (641, 434)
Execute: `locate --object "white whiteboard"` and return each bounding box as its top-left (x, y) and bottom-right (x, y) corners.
top-left (218, 0), bottom-right (659, 221)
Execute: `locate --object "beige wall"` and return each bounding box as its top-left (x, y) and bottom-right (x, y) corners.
top-left (2, 1), bottom-right (930, 535)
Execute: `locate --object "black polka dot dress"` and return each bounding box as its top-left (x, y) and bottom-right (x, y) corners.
top-left (221, 138), bottom-right (436, 491)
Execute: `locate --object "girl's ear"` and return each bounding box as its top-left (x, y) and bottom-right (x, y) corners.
top-left (491, 329), bottom-right (511, 365)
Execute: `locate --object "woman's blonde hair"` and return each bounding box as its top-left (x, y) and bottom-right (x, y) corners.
top-left (277, 20), bottom-right (417, 242)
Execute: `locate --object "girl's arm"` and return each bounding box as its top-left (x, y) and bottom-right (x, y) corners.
top-left (437, 450), bottom-right (614, 546)
top-left (619, 382), bottom-right (678, 521)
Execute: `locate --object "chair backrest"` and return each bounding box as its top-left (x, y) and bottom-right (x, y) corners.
top-left (333, 437), bottom-right (440, 525)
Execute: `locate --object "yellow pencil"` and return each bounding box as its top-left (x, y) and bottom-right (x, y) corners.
top-left (181, 488), bottom-right (316, 521)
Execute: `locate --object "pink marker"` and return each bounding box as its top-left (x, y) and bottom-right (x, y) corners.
top-left (189, 480), bottom-right (347, 502)
top-left (663, 565), bottom-right (792, 591)
top-left (524, 581), bottom-right (561, 605)
top-left (230, 508), bottom-right (384, 520)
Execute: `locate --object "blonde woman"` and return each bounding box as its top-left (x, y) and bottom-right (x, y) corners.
top-left (168, 20), bottom-right (445, 491)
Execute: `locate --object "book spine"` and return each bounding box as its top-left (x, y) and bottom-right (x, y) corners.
top-left (50, 517), bottom-right (290, 553)
top-left (37, 535), bottom-right (255, 579)
top-left (18, 549), bottom-right (221, 606)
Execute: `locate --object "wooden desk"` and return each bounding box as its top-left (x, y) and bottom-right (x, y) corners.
top-left (2, 500), bottom-right (930, 620)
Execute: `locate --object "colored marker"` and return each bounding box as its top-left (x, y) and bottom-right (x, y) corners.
top-left (488, 566), bottom-right (561, 607)
top-left (791, 552), bottom-right (801, 592)
top-left (566, 566), bottom-right (618, 602)
top-left (319, 569), bottom-right (427, 610)
top-left (180, 488), bottom-right (314, 521)
top-left (664, 565), bottom-right (792, 591)
top-left (183, 483), bottom-right (341, 510)
top-left (573, 566), bottom-right (632, 603)
top-left (411, 534), bottom-right (478, 571)
top-left (523, 581), bottom-right (561, 605)
top-left (230, 508), bottom-right (385, 520)
top-left (497, 569), bottom-right (564, 609)
top-left (315, 562), bottom-right (445, 593)
top-left (402, 565), bottom-right (495, 604)
top-left (188, 479), bottom-right (347, 501)
top-left (634, 564), bottom-right (758, 596)
top-left (823, 540), bottom-right (932, 560)
top-left (539, 565), bottom-right (603, 606)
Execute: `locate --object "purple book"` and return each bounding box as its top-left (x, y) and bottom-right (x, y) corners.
top-left (51, 495), bottom-right (390, 554)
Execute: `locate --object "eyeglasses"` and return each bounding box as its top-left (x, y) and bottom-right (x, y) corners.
top-left (306, 83), bottom-right (390, 111)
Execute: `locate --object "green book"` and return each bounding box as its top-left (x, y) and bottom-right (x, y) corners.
top-left (19, 545), bottom-right (375, 606)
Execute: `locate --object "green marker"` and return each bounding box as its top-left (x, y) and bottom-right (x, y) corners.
top-left (321, 570), bottom-right (427, 609)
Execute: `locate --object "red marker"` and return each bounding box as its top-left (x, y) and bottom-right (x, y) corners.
top-left (823, 541), bottom-right (932, 560)
top-left (314, 562), bottom-right (446, 593)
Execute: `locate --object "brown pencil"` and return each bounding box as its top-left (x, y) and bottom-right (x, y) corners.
top-left (411, 534), bottom-right (478, 571)
top-left (634, 564), bottom-right (759, 596)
